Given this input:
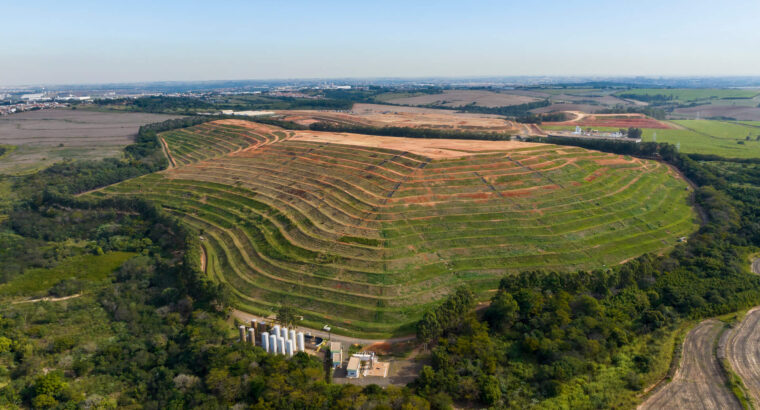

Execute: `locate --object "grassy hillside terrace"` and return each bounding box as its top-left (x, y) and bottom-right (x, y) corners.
top-left (91, 119), bottom-right (699, 337)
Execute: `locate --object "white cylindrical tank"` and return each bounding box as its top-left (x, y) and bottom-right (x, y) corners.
top-left (238, 325), bottom-right (246, 342)
top-left (262, 332), bottom-right (270, 352)
top-left (250, 319), bottom-right (257, 330)
top-left (272, 324), bottom-right (281, 339)
top-left (297, 332), bottom-right (305, 352)
top-left (281, 327), bottom-right (288, 340)
top-left (289, 329), bottom-right (296, 344)
top-left (286, 340), bottom-right (294, 357)
top-left (248, 328), bottom-right (255, 345)
top-left (269, 334), bottom-right (277, 355)
top-left (278, 337), bottom-right (285, 355)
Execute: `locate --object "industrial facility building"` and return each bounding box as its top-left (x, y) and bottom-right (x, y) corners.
top-left (330, 342), bottom-right (343, 368)
top-left (346, 357), bottom-right (361, 378)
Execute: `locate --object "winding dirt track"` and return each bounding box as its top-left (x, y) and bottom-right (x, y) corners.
top-left (726, 306), bottom-right (760, 406)
top-left (639, 319), bottom-right (740, 410)
top-left (11, 294), bottom-right (82, 304)
top-left (160, 137), bottom-right (177, 168)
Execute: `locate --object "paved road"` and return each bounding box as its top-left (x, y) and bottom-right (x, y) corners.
top-left (639, 319), bottom-right (741, 410)
top-left (231, 309), bottom-right (415, 346)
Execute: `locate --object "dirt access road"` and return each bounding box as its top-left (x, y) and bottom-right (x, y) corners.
top-left (11, 294), bottom-right (82, 304)
top-left (725, 306), bottom-right (760, 407)
top-left (639, 319), bottom-right (741, 409)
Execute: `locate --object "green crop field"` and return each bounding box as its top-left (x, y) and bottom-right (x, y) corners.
top-left (616, 88), bottom-right (760, 102)
top-left (543, 120), bottom-right (760, 158)
top-left (92, 120), bottom-right (698, 337)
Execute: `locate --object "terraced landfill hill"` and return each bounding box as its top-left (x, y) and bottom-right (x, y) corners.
top-left (92, 119), bottom-right (698, 337)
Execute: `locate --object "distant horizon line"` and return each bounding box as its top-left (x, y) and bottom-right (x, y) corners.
top-left (4, 74), bottom-right (760, 89)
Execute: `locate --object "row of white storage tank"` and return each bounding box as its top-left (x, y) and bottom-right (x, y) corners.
top-left (238, 321), bottom-right (305, 357)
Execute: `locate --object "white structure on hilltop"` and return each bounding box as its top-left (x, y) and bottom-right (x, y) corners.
top-left (286, 340), bottom-right (294, 357)
top-left (297, 332), bottom-right (305, 352)
top-left (269, 334), bottom-right (277, 355)
top-left (262, 332), bottom-right (270, 352)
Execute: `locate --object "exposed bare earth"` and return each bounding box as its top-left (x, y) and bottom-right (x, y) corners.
top-left (544, 112), bottom-right (673, 129)
top-left (725, 306), bottom-right (760, 407)
top-left (0, 109), bottom-right (181, 146)
top-left (672, 104), bottom-right (760, 121)
top-left (289, 131), bottom-right (541, 159)
top-left (280, 103), bottom-right (518, 132)
top-left (383, 89), bottom-right (540, 108)
top-left (0, 109), bottom-right (182, 174)
top-left (639, 319), bottom-right (740, 410)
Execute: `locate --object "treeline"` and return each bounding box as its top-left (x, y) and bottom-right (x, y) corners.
top-left (241, 116), bottom-right (308, 130)
top-left (133, 96), bottom-right (214, 112)
top-left (308, 121), bottom-right (513, 140)
top-left (416, 288), bottom-right (475, 344)
top-left (516, 112), bottom-right (568, 124)
top-left (424, 99), bottom-right (551, 118)
top-left (596, 104), bottom-right (668, 120)
top-left (95, 95), bottom-right (354, 114)
top-left (413, 140), bottom-right (760, 407)
top-left (92, 96), bottom-right (214, 113)
top-left (260, 96), bottom-right (353, 111)
top-left (617, 93), bottom-right (675, 104)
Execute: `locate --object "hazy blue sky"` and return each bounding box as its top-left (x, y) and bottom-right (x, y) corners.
top-left (2, 0), bottom-right (759, 85)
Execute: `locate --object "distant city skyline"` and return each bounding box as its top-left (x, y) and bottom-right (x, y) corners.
top-left (2, 0), bottom-right (760, 86)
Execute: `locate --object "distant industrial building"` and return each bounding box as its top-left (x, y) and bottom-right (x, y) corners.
top-left (21, 93), bottom-right (47, 101)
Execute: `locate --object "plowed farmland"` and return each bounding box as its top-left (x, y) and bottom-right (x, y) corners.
top-left (92, 119), bottom-right (698, 337)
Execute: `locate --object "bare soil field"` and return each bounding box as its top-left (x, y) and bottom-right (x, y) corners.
top-left (0, 109), bottom-right (181, 174)
top-left (280, 103), bottom-right (518, 132)
top-left (289, 130), bottom-right (541, 159)
top-left (383, 89), bottom-right (541, 108)
top-left (0, 109), bottom-right (180, 146)
top-left (640, 319), bottom-right (740, 410)
top-left (547, 93), bottom-right (632, 106)
top-left (725, 306), bottom-right (760, 406)
top-left (672, 104), bottom-right (760, 121)
top-left (544, 113), bottom-right (674, 129)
